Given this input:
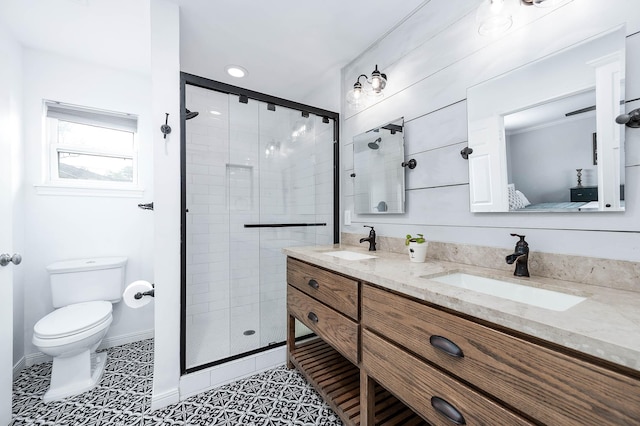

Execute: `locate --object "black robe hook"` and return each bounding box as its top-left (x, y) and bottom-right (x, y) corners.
top-left (160, 113), bottom-right (171, 139)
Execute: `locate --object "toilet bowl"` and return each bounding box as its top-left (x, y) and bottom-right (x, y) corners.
top-left (32, 256), bottom-right (127, 402)
top-left (33, 301), bottom-right (113, 402)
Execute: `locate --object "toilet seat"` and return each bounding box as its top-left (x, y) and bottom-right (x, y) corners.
top-left (33, 301), bottom-right (112, 340)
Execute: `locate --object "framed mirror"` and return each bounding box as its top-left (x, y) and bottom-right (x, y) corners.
top-left (353, 117), bottom-right (405, 214)
top-left (467, 26), bottom-right (626, 213)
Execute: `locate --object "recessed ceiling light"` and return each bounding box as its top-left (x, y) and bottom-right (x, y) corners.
top-left (209, 110), bottom-right (221, 115)
top-left (225, 65), bottom-right (248, 78)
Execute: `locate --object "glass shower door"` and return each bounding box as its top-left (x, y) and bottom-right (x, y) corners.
top-left (184, 83), bottom-right (334, 370)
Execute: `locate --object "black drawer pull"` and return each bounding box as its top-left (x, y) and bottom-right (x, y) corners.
top-left (308, 279), bottom-right (319, 290)
top-left (307, 312), bottom-right (319, 323)
top-left (430, 335), bottom-right (464, 358)
top-left (431, 396), bottom-right (466, 425)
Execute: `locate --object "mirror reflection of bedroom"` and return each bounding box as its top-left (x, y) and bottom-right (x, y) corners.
top-left (505, 90), bottom-right (625, 212)
top-left (467, 25), bottom-right (626, 213)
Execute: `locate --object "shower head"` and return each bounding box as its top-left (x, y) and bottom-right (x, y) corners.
top-left (185, 109), bottom-right (199, 120)
top-left (368, 137), bottom-right (382, 150)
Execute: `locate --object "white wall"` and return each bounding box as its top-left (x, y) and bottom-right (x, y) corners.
top-left (300, 67), bottom-right (341, 113)
top-left (341, 0), bottom-right (640, 262)
top-left (21, 49), bottom-right (154, 358)
top-left (150, 0), bottom-right (182, 411)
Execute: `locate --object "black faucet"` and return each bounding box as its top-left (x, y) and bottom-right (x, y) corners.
top-left (359, 225), bottom-right (377, 251)
top-left (505, 233), bottom-right (529, 277)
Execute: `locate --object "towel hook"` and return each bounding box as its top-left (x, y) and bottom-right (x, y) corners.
top-left (160, 113), bottom-right (171, 139)
top-left (138, 202), bottom-right (154, 211)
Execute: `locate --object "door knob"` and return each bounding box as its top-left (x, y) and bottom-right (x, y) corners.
top-left (0, 253), bottom-right (22, 267)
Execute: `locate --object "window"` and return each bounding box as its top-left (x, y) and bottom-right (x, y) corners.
top-left (43, 101), bottom-right (140, 194)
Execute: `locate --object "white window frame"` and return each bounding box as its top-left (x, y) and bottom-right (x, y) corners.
top-left (36, 101), bottom-right (144, 197)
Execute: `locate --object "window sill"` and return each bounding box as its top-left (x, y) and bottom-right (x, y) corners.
top-left (34, 182), bottom-right (145, 198)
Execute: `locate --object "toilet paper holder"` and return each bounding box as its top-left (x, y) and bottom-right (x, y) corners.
top-left (134, 283), bottom-right (155, 300)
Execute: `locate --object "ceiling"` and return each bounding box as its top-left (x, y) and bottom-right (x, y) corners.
top-left (0, 0), bottom-right (151, 75)
top-left (504, 90), bottom-right (596, 133)
top-left (0, 0), bottom-right (429, 104)
top-left (167, 0), bottom-right (428, 103)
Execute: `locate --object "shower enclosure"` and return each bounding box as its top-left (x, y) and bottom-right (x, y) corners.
top-left (180, 74), bottom-right (338, 372)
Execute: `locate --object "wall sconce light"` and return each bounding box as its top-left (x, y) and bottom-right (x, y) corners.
top-left (616, 108), bottom-right (640, 128)
top-left (477, 0), bottom-right (558, 37)
top-left (476, 0), bottom-right (514, 36)
top-left (346, 65), bottom-right (387, 107)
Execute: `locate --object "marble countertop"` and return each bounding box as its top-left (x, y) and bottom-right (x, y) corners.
top-left (283, 244), bottom-right (640, 373)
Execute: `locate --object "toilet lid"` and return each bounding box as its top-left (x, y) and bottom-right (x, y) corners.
top-left (34, 301), bottom-right (112, 339)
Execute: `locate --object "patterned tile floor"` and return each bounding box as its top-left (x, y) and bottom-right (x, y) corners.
top-left (11, 339), bottom-right (343, 425)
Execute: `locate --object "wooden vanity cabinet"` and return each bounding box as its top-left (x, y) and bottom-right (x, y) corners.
top-left (286, 257), bottom-right (640, 425)
top-left (362, 283), bottom-right (640, 426)
top-left (286, 258), bottom-right (426, 425)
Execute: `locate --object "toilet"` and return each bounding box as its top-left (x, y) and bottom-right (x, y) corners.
top-left (32, 256), bottom-right (127, 402)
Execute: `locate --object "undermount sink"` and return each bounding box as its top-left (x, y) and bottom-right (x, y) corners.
top-left (426, 272), bottom-right (586, 311)
top-left (323, 251), bottom-right (377, 261)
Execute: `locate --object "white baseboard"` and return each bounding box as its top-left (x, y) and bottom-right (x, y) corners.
top-left (13, 356), bottom-right (26, 380)
top-left (26, 352), bottom-right (51, 367)
top-left (150, 388), bottom-right (180, 412)
top-left (99, 329), bottom-right (154, 350)
top-left (25, 329), bottom-right (155, 367)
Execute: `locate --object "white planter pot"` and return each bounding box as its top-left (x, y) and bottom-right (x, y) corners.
top-left (407, 242), bottom-right (428, 263)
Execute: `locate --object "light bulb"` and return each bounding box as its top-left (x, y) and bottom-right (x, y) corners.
top-left (490, 0), bottom-right (504, 12)
top-left (346, 81), bottom-right (365, 106)
top-left (477, 0), bottom-right (513, 36)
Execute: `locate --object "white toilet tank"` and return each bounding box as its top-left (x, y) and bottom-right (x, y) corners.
top-left (47, 257), bottom-right (128, 308)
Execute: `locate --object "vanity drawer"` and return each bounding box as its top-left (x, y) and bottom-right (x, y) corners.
top-left (362, 329), bottom-right (533, 426)
top-left (362, 284), bottom-right (640, 425)
top-left (287, 257), bottom-right (359, 320)
top-left (287, 286), bottom-right (359, 364)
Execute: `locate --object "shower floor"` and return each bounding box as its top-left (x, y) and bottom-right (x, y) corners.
top-left (186, 300), bottom-right (313, 368)
top-left (186, 298), bottom-right (288, 368)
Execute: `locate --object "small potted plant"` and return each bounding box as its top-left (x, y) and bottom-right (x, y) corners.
top-left (405, 233), bottom-right (427, 263)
